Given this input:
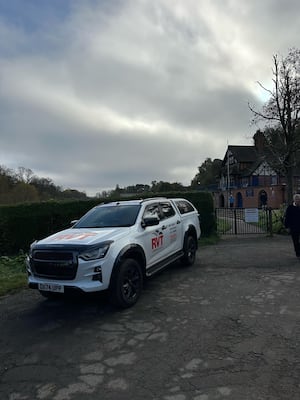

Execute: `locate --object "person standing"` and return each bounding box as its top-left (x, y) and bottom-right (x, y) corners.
top-left (285, 193), bottom-right (300, 257)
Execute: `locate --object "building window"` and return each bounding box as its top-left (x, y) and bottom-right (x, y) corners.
top-left (252, 176), bottom-right (259, 186)
top-left (271, 175), bottom-right (278, 185)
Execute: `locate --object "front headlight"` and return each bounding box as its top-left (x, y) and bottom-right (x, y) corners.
top-left (79, 242), bottom-right (112, 261)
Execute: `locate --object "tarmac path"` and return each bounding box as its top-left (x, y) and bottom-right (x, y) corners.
top-left (1, 234), bottom-right (300, 400)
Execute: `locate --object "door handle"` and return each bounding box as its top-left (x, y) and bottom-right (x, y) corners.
top-left (176, 220), bottom-right (181, 224)
top-left (161, 225), bottom-right (167, 230)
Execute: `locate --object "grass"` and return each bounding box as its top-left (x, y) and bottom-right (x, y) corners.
top-left (0, 254), bottom-right (27, 297)
top-left (216, 218), bottom-right (231, 235)
top-left (199, 233), bottom-right (220, 246)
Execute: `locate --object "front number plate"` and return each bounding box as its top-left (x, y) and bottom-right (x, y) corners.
top-left (38, 283), bottom-right (64, 293)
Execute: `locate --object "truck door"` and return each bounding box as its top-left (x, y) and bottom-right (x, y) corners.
top-left (158, 201), bottom-right (182, 257)
top-left (140, 202), bottom-right (167, 267)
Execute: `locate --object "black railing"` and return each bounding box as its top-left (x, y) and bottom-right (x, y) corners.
top-left (216, 207), bottom-right (274, 235)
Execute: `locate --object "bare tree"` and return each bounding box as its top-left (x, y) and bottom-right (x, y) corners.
top-left (16, 166), bottom-right (34, 183)
top-left (249, 48), bottom-right (300, 203)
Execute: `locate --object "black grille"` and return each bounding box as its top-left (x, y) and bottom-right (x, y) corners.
top-left (31, 250), bottom-right (78, 280)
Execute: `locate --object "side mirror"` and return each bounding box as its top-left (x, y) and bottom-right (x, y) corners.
top-left (141, 216), bottom-right (160, 228)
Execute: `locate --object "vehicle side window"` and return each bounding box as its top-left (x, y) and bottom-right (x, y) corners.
top-left (159, 202), bottom-right (176, 220)
top-left (175, 200), bottom-right (194, 214)
top-left (143, 203), bottom-right (160, 220)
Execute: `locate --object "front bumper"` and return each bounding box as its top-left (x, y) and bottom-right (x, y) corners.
top-left (27, 255), bottom-right (113, 294)
top-left (27, 278), bottom-right (103, 293)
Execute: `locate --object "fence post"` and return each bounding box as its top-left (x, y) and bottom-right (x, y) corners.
top-left (234, 208), bottom-right (237, 234)
top-left (268, 207), bottom-right (273, 236)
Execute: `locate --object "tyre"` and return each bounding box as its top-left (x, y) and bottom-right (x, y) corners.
top-left (109, 258), bottom-right (143, 308)
top-left (182, 235), bottom-right (197, 266)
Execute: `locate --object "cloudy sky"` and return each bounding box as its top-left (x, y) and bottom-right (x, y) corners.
top-left (0, 0), bottom-right (299, 195)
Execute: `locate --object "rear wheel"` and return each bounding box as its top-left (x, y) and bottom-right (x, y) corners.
top-left (109, 258), bottom-right (143, 308)
top-left (182, 235), bottom-right (197, 266)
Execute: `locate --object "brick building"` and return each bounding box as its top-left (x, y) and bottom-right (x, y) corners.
top-left (216, 131), bottom-right (300, 209)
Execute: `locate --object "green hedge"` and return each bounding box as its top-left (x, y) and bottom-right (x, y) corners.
top-left (0, 200), bottom-right (101, 255)
top-left (0, 192), bottom-right (215, 255)
top-left (180, 191), bottom-right (216, 237)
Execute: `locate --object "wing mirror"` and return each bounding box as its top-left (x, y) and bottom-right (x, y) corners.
top-left (141, 216), bottom-right (160, 228)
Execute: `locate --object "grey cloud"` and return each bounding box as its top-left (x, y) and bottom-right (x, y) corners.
top-left (0, 0), bottom-right (299, 195)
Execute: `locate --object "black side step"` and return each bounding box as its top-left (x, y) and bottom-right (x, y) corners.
top-left (146, 251), bottom-right (184, 277)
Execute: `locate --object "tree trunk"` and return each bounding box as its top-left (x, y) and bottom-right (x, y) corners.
top-left (286, 167), bottom-right (294, 204)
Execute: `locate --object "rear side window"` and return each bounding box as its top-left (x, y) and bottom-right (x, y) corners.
top-left (159, 202), bottom-right (176, 219)
top-left (175, 200), bottom-right (195, 214)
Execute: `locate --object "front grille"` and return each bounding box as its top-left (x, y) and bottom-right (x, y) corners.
top-left (31, 250), bottom-right (78, 280)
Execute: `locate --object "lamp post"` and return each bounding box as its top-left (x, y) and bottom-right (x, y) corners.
top-left (227, 148), bottom-right (230, 208)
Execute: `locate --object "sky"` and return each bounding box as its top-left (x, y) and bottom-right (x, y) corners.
top-left (0, 0), bottom-right (299, 196)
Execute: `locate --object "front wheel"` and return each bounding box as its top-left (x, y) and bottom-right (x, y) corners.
top-left (182, 235), bottom-right (197, 266)
top-left (109, 258), bottom-right (143, 308)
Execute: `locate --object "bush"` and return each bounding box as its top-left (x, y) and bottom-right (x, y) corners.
top-left (178, 191), bottom-right (216, 237)
top-left (0, 254), bottom-right (27, 296)
top-left (0, 200), bottom-right (101, 255)
top-left (271, 206), bottom-right (287, 234)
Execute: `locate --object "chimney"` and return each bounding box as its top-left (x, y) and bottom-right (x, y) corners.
top-left (253, 130), bottom-right (265, 154)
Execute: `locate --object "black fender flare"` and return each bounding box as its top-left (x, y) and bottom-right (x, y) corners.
top-left (183, 225), bottom-right (198, 250)
top-left (110, 244), bottom-right (147, 285)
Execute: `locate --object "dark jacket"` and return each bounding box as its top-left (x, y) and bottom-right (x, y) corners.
top-left (285, 204), bottom-right (300, 233)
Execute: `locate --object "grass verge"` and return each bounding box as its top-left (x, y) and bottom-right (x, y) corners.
top-left (199, 233), bottom-right (220, 246)
top-left (0, 254), bottom-right (27, 297)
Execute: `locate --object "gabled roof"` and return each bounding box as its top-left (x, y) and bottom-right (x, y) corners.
top-left (221, 145), bottom-right (258, 169)
top-left (246, 157), bottom-right (264, 175)
top-left (227, 145), bottom-right (258, 163)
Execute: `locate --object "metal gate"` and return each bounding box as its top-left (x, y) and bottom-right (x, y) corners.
top-left (216, 207), bottom-right (274, 235)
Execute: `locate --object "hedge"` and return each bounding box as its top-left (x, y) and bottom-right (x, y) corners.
top-left (0, 192), bottom-right (215, 255)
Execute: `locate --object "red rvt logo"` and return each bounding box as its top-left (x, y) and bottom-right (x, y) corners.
top-left (152, 234), bottom-right (163, 249)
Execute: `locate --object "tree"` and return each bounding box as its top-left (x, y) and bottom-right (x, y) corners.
top-left (16, 167), bottom-right (34, 183)
top-left (150, 181), bottom-right (185, 193)
top-left (0, 165), bottom-right (88, 204)
top-left (30, 176), bottom-right (60, 200)
top-left (249, 48), bottom-right (300, 203)
top-left (11, 182), bottom-right (39, 204)
top-left (191, 158), bottom-right (222, 188)
top-left (61, 189), bottom-right (87, 200)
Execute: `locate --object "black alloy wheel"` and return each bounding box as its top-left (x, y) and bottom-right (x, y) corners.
top-left (182, 235), bottom-right (197, 266)
top-left (110, 258), bottom-right (143, 308)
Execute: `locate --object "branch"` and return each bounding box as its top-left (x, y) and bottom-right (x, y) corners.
top-left (248, 102), bottom-right (280, 122)
top-left (256, 81), bottom-right (273, 96)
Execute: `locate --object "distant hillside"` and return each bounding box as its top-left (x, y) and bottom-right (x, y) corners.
top-left (0, 165), bottom-right (88, 205)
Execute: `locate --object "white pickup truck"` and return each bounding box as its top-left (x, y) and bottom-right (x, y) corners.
top-left (26, 197), bottom-right (201, 308)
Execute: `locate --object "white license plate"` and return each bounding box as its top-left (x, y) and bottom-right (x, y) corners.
top-left (38, 283), bottom-right (64, 293)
